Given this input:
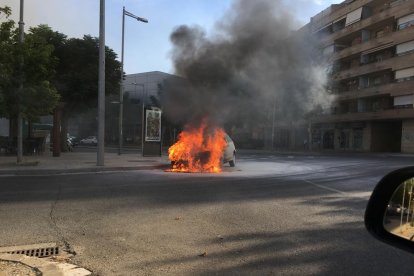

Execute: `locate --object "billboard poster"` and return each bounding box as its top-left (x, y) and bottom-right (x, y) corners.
top-left (145, 109), bottom-right (162, 142)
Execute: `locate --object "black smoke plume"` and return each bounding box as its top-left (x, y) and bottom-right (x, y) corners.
top-left (162, 0), bottom-right (333, 128)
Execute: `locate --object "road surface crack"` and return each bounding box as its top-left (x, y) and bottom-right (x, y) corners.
top-left (49, 183), bottom-right (76, 255)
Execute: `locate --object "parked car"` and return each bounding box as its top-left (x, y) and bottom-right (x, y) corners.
top-left (80, 136), bottom-right (97, 145)
top-left (68, 135), bottom-right (79, 146)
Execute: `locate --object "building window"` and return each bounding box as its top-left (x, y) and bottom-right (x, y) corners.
top-left (376, 30), bottom-right (384, 38)
top-left (323, 45), bottom-right (335, 56)
top-left (394, 104), bottom-right (413, 109)
top-left (359, 77), bottom-right (369, 89)
top-left (399, 20), bottom-right (414, 30)
top-left (332, 17), bottom-right (346, 32)
top-left (339, 131), bottom-right (350, 149)
top-left (395, 67), bottom-right (414, 82)
top-left (353, 129), bottom-right (363, 149)
top-left (345, 7), bottom-right (363, 26)
top-left (398, 13), bottom-right (414, 30)
top-left (352, 36), bottom-right (362, 46)
top-left (396, 40), bottom-right (414, 56)
top-left (394, 95), bottom-right (414, 109)
top-left (372, 101), bottom-right (381, 111)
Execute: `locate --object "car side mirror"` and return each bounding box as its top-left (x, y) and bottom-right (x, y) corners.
top-left (365, 166), bottom-right (414, 253)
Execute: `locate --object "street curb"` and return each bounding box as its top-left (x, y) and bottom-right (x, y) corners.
top-left (0, 164), bottom-right (170, 176)
top-left (0, 253), bottom-right (91, 276)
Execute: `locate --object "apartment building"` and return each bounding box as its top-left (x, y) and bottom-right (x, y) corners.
top-left (306, 0), bottom-right (414, 152)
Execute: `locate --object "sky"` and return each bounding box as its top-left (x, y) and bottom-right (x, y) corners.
top-left (1, 0), bottom-right (342, 75)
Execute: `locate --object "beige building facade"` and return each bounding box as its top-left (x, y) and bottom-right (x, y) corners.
top-left (306, 0), bottom-right (414, 152)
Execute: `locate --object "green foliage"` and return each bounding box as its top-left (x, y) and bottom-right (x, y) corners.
top-left (0, 6), bottom-right (16, 97)
top-left (0, 6), bottom-right (17, 118)
top-left (32, 27), bottom-right (121, 113)
top-left (22, 81), bottom-right (60, 120)
top-left (0, 6), bottom-right (11, 16)
top-left (0, 5), bottom-right (121, 122)
top-left (0, 6), bottom-right (60, 119)
top-left (52, 35), bottom-right (121, 112)
top-left (24, 25), bottom-right (58, 83)
top-left (0, 89), bottom-right (5, 114)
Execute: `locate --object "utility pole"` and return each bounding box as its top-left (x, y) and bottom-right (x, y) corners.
top-left (119, 7), bottom-right (125, 155)
top-left (97, 0), bottom-right (105, 166)
top-left (17, 0), bottom-right (24, 163)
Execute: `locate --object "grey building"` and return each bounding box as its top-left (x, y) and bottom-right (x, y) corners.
top-left (123, 71), bottom-right (179, 105)
top-left (117, 71), bottom-right (181, 145)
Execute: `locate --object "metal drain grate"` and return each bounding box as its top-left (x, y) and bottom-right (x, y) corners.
top-left (0, 243), bottom-right (59, 258)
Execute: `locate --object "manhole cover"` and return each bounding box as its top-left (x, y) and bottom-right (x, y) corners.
top-left (0, 243), bottom-right (59, 258)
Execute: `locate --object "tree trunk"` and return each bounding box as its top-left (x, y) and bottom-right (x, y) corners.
top-left (60, 109), bottom-right (69, 152)
top-left (52, 103), bottom-right (65, 157)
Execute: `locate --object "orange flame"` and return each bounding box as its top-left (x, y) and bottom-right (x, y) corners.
top-left (168, 122), bottom-right (226, 173)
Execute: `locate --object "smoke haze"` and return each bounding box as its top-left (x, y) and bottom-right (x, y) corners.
top-left (163, 0), bottom-right (333, 128)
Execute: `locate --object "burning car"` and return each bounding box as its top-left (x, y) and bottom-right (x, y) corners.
top-left (168, 123), bottom-right (236, 173)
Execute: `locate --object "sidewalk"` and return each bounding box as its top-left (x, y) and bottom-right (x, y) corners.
top-left (0, 150), bottom-right (170, 175)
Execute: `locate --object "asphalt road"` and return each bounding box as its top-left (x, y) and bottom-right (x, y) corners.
top-left (1, 152), bottom-right (414, 275)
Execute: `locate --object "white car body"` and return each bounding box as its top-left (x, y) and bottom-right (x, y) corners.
top-left (223, 134), bottom-right (236, 167)
top-left (80, 136), bottom-right (97, 145)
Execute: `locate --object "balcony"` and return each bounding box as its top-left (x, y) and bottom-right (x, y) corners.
top-left (319, 0), bottom-right (414, 47)
top-left (312, 108), bottom-right (414, 123)
top-left (332, 51), bottom-right (414, 81)
top-left (337, 79), bottom-right (414, 100)
top-left (333, 25), bottom-right (414, 60)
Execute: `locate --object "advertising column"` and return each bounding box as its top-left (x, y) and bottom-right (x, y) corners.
top-left (142, 106), bottom-right (162, 156)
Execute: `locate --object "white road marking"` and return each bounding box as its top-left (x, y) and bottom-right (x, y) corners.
top-left (302, 179), bottom-right (371, 199)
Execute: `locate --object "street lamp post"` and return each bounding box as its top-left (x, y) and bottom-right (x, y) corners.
top-left (119, 7), bottom-right (148, 155)
top-left (17, 0), bottom-right (24, 163)
top-left (97, 0), bottom-right (105, 166)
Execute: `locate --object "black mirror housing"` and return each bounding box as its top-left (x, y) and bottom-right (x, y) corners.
top-left (365, 166), bottom-right (414, 254)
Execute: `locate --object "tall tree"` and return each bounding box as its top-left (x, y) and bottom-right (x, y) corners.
top-left (1, 9), bottom-right (121, 151)
top-left (29, 28), bottom-right (122, 150)
top-left (54, 35), bottom-right (121, 111)
top-left (57, 36), bottom-right (121, 149)
top-left (0, 6), bottom-right (13, 116)
top-left (0, 7), bottom-right (60, 127)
